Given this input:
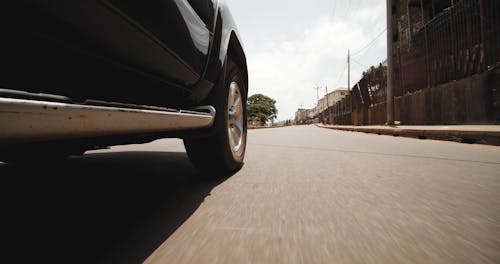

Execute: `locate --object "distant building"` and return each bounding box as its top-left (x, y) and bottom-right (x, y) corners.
top-left (307, 107), bottom-right (318, 119)
top-left (295, 88), bottom-right (350, 125)
top-left (294, 106), bottom-right (320, 124)
top-left (294, 108), bottom-right (309, 124)
top-left (317, 89), bottom-right (350, 112)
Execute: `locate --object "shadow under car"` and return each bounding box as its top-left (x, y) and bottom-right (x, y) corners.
top-left (0, 151), bottom-right (229, 264)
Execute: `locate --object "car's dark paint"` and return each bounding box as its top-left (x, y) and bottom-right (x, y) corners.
top-left (0, 0), bottom-right (246, 108)
top-left (104, 0), bottom-right (213, 81)
top-left (187, 0), bottom-right (248, 104)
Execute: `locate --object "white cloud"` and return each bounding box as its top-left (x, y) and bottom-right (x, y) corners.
top-left (242, 1), bottom-right (387, 120)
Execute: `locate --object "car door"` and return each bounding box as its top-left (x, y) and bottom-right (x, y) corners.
top-left (105, 0), bottom-right (217, 87)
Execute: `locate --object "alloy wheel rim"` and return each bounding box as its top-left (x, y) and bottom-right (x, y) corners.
top-left (227, 81), bottom-right (244, 159)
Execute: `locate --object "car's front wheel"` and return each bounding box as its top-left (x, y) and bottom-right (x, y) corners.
top-left (183, 61), bottom-right (247, 175)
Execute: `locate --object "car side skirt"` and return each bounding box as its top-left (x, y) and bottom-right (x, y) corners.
top-left (0, 97), bottom-right (215, 144)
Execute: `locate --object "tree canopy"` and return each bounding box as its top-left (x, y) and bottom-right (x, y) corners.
top-left (247, 94), bottom-right (277, 123)
top-left (362, 63), bottom-right (387, 88)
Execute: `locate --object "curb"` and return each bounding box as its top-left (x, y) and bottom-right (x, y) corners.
top-left (316, 124), bottom-right (500, 146)
top-left (248, 126), bottom-right (289, 130)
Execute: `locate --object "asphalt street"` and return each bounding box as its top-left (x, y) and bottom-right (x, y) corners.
top-left (1, 125), bottom-right (500, 263)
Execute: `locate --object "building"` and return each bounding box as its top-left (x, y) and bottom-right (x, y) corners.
top-left (317, 89), bottom-right (350, 113)
top-left (307, 107), bottom-right (318, 120)
top-left (294, 106), bottom-right (320, 124)
top-left (294, 88), bottom-right (350, 125)
top-left (294, 108), bottom-right (309, 124)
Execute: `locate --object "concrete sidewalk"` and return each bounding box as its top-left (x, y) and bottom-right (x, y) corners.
top-left (316, 124), bottom-right (500, 146)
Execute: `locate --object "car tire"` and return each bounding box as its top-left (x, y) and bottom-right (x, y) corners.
top-left (183, 60), bottom-right (247, 175)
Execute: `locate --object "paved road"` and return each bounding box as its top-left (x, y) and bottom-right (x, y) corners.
top-left (2, 125), bottom-right (500, 263)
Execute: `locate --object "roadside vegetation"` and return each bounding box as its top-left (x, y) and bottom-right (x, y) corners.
top-left (247, 94), bottom-right (278, 125)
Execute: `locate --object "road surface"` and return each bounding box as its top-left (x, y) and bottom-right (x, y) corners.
top-left (1, 125), bottom-right (499, 263)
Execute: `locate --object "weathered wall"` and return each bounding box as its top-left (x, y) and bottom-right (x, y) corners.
top-left (400, 70), bottom-right (492, 124)
top-left (351, 108), bottom-right (367, 126)
top-left (356, 69), bottom-right (499, 125)
top-left (367, 103), bottom-right (386, 125)
top-left (490, 67), bottom-right (500, 122)
top-left (320, 95), bottom-right (353, 125)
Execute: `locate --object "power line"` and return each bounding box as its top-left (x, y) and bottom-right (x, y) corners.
top-left (350, 57), bottom-right (369, 68)
top-left (334, 62), bottom-right (348, 88)
top-left (351, 27), bottom-right (387, 56)
top-left (313, 86), bottom-right (321, 107)
top-left (351, 27), bottom-right (387, 57)
top-left (348, 49), bottom-right (350, 92)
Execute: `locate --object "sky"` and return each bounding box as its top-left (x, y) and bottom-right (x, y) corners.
top-left (225, 0), bottom-right (387, 121)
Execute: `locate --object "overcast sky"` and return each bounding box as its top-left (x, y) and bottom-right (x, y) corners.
top-left (225, 0), bottom-right (387, 121)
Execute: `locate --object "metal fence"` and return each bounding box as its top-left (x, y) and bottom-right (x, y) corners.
top-left (321, 95), bottom-right (352, 125)
top-left (396, 0), bottom-right (500, 95)
top-left (350, 61), bottom-right (388, 114)
top-left (351, 0), bottom-right (500, 111)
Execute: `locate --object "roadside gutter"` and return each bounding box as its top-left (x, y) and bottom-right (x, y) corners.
top-left (316, 124), bottom-right (500, 146)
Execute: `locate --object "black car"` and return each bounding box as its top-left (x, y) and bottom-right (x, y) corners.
top-left (0, 0), bottom-right (248, 173)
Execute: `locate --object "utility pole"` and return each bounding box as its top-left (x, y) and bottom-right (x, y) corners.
top-left (325, 86), bottom-right (328, 109)
top-left (325, 86), bottom-right (329, 110)
top-left (347, 50), bottom-right (350, 92)
top-left (314, 86), bottom-right (320, 105)
top-left (325, 86), bottom-right (330, 124)
top-left (386, 0), bottom-right (395, 125)
top-left (314, 86), bottom-right (321, 122)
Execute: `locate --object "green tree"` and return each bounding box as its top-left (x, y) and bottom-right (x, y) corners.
top-left (247, 94), bottom-right (278, 123)
top-left (362, 63), bottom-right (387, 87)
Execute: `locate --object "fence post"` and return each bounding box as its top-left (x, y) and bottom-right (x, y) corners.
top-left (420, 0), bottom-right (431, 88)
top-left (386, 0), bottom-right (395, 125)
top-left (479, 0), bottom-right (487, 71)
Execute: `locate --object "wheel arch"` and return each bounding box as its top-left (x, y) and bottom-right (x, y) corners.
top-left (217, 0), bottom-right (247, 96)
top-left (186, 0), bottom-right (247, 104)
top-left (226, 32), bottom-right (248, 96)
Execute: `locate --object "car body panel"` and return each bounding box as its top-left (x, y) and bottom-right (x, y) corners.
top-left (187, 0), bottom-right (248, 103)
top-left (0, 0), bottom-right (245, 107)
top-left (104, 0), bottom-right (216, 83)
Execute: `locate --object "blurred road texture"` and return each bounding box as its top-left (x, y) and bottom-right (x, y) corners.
top-left (1, 125), bottom-right (499, 263)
